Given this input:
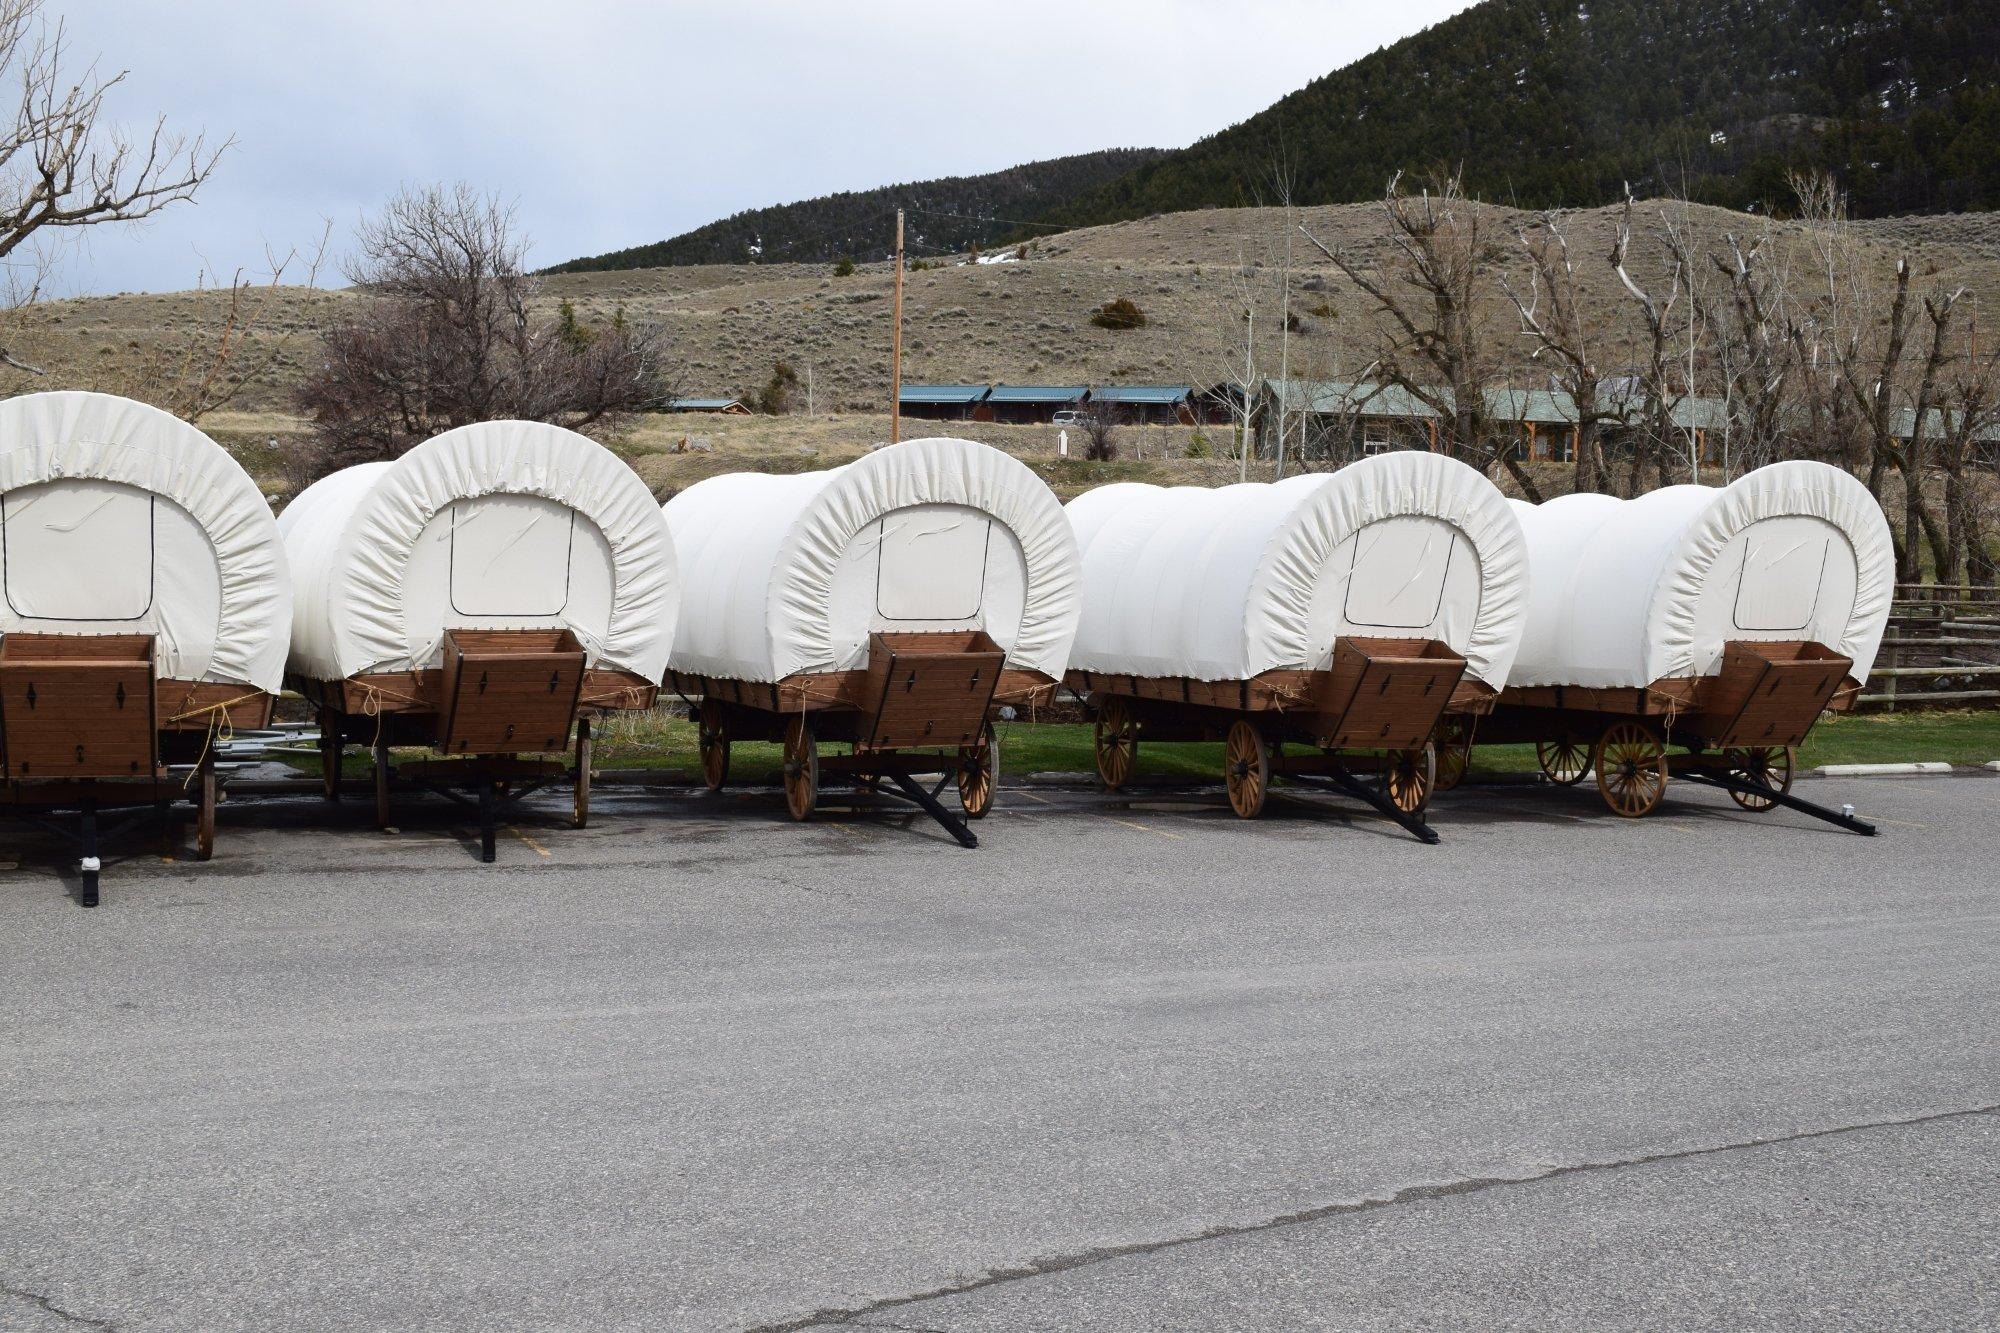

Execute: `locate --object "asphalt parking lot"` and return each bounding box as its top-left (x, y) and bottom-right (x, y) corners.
top-left (3, 772), bottom-right (1996, 1331)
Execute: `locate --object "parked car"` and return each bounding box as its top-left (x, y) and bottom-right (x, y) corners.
top-left (1051, 409), bottom-right (1084, 427)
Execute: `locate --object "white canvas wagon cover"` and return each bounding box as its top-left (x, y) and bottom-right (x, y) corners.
top-left (1507, 460), bottom-right (1894, 690)
top-left (0, 390), bottom-right (290, 691)
top-left (278, 420), bottom-right (677, 682)
top-left (1064, 451), bottom-right (1528, 687)
top-left (664, 436), bottom-right (1081, 683)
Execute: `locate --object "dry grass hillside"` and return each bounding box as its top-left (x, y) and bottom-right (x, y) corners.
top-left (4, 197), bottom-right (1996, 496)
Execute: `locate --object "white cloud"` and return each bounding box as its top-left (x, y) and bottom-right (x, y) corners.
top-left (49, 0), bottom-right (1476, 294)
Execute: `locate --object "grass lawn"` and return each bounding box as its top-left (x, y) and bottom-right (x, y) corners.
top-left (583, 708), bottom-right (2000, 780)
top-left (283, 708), bottom-right (2000, 784)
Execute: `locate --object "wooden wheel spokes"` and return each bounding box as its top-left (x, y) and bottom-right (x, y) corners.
top-left (1595, 722), bottom-right (1667, 818)
top-left (782, 716), bottom-right (818, 822)
top-left (1224, 719), bottom-right (1270, 820)
top-left (698, 698), bottom-right (730, 791)
top-left (1093, 696), bottom-right (1139, 790)
top-left (1383, 743), bottom-right (1437, 814)
top-left (1725, 744), bottom-right (1795, 811)
top-left (1432, 716), bottom-right (1472, 793)
top-left (957, 721), bottom-right (997, 819)
top-left (1536, 735), bottom-right (1591, 786)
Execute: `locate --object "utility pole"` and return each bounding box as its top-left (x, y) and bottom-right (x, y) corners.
top-left (890, 208), bottom-right (904, 444)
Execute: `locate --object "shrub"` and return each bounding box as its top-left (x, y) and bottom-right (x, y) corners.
top-left (1090, 297), bottom-right (1147, 330)
top-left (832, 256), bottom-right (855, 277)
top-left (1185, 431), bottom-right (1211, 459)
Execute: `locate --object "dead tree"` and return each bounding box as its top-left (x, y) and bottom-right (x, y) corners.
top-left (0, 0), bottom-right (227, 374)
top-left (296, 184), bottom-right (671, 478)
top-left (1609, 192), bottom-right (1699, 492)
top-left (126, 225), bottom-right (331, 423)
top-left (1300, 171), bottom-right (1542, 501)
top-left (1704, 227), bottom-right (1800, 476)
top-left (1502, 213), bottom-right (1623, 494)
top-left (1078, 396), bottom-right (1119, 461)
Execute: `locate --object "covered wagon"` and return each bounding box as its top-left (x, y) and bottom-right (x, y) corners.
top-left (664, 436), bottom-right (1080, 846)
top-left (1476, 460), bottom-right (1892, 830)
top-left (280, 421), bottom-right (677, 859)
top-left (1064, 452), bottom-right (1527, 842)
top-left (0, 391), bottom-right (291, 904)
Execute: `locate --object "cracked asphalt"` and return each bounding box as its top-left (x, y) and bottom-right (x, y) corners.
top-left (2, 771), bottom-right (1996, 1331)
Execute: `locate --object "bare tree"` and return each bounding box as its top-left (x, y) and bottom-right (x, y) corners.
top-left (122, 224), bottom-right (331, 422)
top-left (1078, 396), bottom-right (1119, 461)
top-left (295, 184), bottom-right (671, 478)
top-left (1699, 221), bottom-right (1806, 478)
top-left (1606, 192), bottom-right (1703, 492)
top-left (1501, 212), bottom-right (1626, 494)
top-left (1932, 325), bottom-right (2000, 587)
top-left (0, 0), bottom-right (226, 373)
top-left (1300, 171), bottom-right (1543, 501)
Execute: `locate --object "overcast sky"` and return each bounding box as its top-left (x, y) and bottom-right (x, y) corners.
top-left (51, 0), bottom-right (1476, 296)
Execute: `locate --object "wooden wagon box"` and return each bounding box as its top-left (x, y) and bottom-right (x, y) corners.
top-left (1068, 636), bottom-right (1470, 839)
top-left (0, 633), bottom-right (158, 779)
top-left (672, 629), bottom-right (1023, 843)
top-left (436, 628), bottom-right (586, 755)
top-left (1690, 641), bottom-right (1852, 749)
top-left (1472, 638), bottom-right (1871, 831)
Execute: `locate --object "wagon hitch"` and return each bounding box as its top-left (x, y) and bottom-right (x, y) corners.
top-left (1291, 764), bottom-right (1442, 845)
top-left (1675, 770), bottom-right (1878, 836)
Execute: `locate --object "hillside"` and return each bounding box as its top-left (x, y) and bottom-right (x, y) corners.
top-left (10, 199), bottom-right (1997, 479)
top-left (547, 148), bottom-right (1165, 272)
top-left (1047, 0), bottom-right (2000, 226)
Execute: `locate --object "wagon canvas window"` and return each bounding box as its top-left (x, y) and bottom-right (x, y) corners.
top-left (873, 507), bottom-right (992, 622)
top-left (2, 479), bottom-right (155, 621)
top-left (446, 495), bottom-right (577, 618)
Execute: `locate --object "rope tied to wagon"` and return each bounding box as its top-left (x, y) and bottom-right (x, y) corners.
top-left (167, 691), bottom-right (262, 794)
top-left (353, 678), bottom-right (431, 755)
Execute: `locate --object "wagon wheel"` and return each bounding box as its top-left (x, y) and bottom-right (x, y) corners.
top-left (1093, 696), bottom-right (1139, 790)
top-left (1535, 733), bottom-right (1592, 786)
top-left (1432, 716), bottom-right (1472, 793)
top-left (195, 752), bottom-right (217, 862)
top-left (697, 699), bottom-right (730, 792)
top-left (957, 721), bottom-right (997, 819)
top-left (782, 716), bottom-right (818, 822)
top-left (572, 716), bottom-right (592, 829)
top-left (1382, 743), bottom-right (1437, 814)
top-left (1725, 744), bottom-right (1794, 812)
top-left (1595, 722), bottom-right (1667, 818)
top-left (1223, 719), bottom-right (1270, 820)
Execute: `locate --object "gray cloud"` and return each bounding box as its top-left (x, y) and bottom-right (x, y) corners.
top-left (51, 0), bottom-right (1475, 295)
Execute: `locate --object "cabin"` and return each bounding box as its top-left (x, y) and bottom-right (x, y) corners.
top-left (899, 384), bottom-right (990, 422)
top-left (666, 397), bottom-right (751, 415)
top-left (984, 384), bottom-right (1087, 424)
top-left (1089, 385), bottom-right (1197, 426)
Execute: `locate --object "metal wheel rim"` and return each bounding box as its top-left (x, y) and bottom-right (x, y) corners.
top-left (1224, 720), bottom-right (1268, 819)
top-left (958, 722), bottom-right (997, 819)
top-left (698, 700), bottom-right (729, 791)
top-left (1726, 745), bottom-right (1794, 811)
top-left (1595, 723), bottom-right (1666, 818)
top-left (782, 718), bottom-right (817, 821)
top-left (1094, 698), bottom-right (1138, 790)
top-left (1537, 736), bottom-right (1591, 786)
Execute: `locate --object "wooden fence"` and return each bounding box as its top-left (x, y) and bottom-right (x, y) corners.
top-left (1860, 584), bottom-right (2000, 710)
